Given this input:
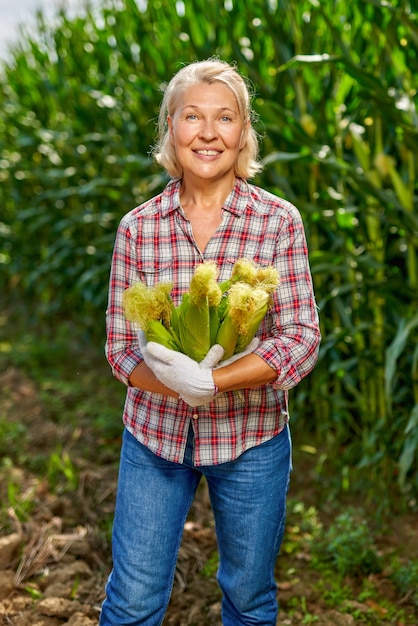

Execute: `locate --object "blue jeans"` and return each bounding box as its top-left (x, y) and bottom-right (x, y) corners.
top-left (99, 424), bottom-right (292, 626)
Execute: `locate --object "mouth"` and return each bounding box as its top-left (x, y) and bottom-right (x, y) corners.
top-left (194, 149), bottom-right (221, 156)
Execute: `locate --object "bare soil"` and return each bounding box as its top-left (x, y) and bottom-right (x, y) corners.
top-left (0, 366), bottom-right (417, 625)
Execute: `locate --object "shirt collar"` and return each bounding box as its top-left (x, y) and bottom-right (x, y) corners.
top-left (160, 177), bottom-right (251, 218)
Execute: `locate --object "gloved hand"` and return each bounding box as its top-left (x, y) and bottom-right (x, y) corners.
top-left (138, 331), bottom-right (224, 369)
top-left (215, 337), bottom-right (260, 368)
top-left (137, 332), bottom-right (260, 406)
top-left (179, 344), bottom-right (225, 406)
top-left (142, 340), bottom-right (219, 407)
top-left (175, 338), bottom-right (260, 404)
top-left (199, 343), bottom-right (225, 368)
top-left (138, 332), bottom-right (258, 369)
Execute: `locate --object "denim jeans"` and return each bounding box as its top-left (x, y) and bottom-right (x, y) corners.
top-left (99, 424), bottom-right (292, 626)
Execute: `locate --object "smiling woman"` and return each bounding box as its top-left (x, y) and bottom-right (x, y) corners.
top-left (167, 81), bottom-right (248, 242)
top-left (154, 59), bottom-right (262, 181)
top-left (100, 58), bottom-right (321, 626)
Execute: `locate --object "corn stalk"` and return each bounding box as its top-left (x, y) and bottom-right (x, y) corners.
top-left (0, 0), bottom-right (417, 503)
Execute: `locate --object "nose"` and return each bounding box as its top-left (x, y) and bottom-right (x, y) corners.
top-left (199, 119), bottom-right (218, 140)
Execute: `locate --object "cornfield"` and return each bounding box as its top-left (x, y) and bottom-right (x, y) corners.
top-left (0, 0), bottom-right (416, 507)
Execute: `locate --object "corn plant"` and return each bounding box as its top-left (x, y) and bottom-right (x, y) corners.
top-left (0, 0), bottom-right (416, 504)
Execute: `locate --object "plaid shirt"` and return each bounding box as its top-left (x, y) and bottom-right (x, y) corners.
top-left (105, 177), bottom-right (320, 466)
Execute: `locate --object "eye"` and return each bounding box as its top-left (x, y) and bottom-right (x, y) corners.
top-left (220, 115), bottom-right (232, 122)
top-left (185, 113), bottom-right (198, 121)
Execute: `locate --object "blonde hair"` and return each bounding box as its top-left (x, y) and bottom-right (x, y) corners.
top-left (153, 59), bottom-right (263, 180)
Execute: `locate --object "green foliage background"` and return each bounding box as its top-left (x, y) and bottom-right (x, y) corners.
top-left (0, 0), bottom-right (417, 507)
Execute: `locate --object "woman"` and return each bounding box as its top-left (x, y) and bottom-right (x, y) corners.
top-left (101, 58), bottom-right (321, 626)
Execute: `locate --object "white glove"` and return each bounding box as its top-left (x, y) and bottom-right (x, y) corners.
top-left (144, 341), bottom-right (218, 407)
top-left (216, 337), bottom-right (260, 368)
top-left (138, 331), bottom-right (224, 370)
top-left (180, 344), bottom-right (225, 406)
top-left (199, 343), bottom-right (225, 368)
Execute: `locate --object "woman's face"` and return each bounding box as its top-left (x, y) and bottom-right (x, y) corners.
top-left (168, 81), bottom-right (248, 184)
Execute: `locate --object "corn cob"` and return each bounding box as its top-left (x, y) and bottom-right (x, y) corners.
top-left (178, 261), bottom-right (222, 362)
top-left (230, 284), bottom-right (271, 352)
top-left (217, 262), bottom-right (279, 358)
top-left (146, 319), bottom-right (181, 351)
top-left (215, 283), bottom-right (270, 358)
top-left (215, 310), bottom-right (240, 360)
top-left (122, 281), bottom-right (180, 350)
top-left (254, 265), bottom-right (280, 294)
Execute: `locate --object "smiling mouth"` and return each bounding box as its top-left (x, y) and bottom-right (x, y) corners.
top-left (195, 149), bottom-right (220, 156)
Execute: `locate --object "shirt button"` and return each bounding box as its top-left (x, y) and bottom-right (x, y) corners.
top-left (192, 413), bottom-right (199, 420)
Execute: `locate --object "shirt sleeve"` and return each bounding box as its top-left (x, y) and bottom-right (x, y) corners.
top-left (105, 213), bottom-right (144, 386)
top-left (253, 203), bottom-right (321, 390)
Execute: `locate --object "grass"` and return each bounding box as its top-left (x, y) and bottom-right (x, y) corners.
top-left (281, 502), bottom-right (417, 624)
top-left (309, 507), bottom-right (382, 579)
top-left (391, 559), bottom-right (418, 609)
top-left (0, 309), bottom-right (123, 533)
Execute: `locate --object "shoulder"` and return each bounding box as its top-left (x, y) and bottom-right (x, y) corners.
top-left (247, 182), bottom-right (302, 221)
top-left (118, 179), bottom-right (179, 230)
top-left (123, 196), bottom-right (160, 223)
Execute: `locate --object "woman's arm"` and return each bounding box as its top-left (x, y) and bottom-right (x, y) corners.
top-left (129, 360), bottom-right (180, 398)
top-left (213, 353), bottom-right (278, 392)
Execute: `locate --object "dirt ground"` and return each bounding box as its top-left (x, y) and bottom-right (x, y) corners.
top-left (0, 366), bottom-right (417, 625)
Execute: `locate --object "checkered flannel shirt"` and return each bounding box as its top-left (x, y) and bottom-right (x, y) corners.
top-left (105, 177), bottom-right (321, 466)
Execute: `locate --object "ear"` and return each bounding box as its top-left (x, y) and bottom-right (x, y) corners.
top-left (167, 115), bottom-right (175, 145)
top-left (239, 118), bottom-right (251, 150)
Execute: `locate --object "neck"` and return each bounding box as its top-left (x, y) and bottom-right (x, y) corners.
top-left (180, 175), bottom-right (236, 212)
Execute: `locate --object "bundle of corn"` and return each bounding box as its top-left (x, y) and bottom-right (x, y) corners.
top-left (123, 259), bottom-right (279, 362)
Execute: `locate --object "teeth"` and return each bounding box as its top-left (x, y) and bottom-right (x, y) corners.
top-left (196, 150), bottom-right (219, 156)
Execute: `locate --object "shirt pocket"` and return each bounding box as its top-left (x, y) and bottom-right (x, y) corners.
top-left (137, 258), bottom-right (174, 287)
top-left (218, 245), bottom-right (275, 282)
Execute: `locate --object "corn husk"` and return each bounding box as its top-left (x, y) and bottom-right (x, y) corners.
top-left (179, 262), bottom-right (222, 361)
